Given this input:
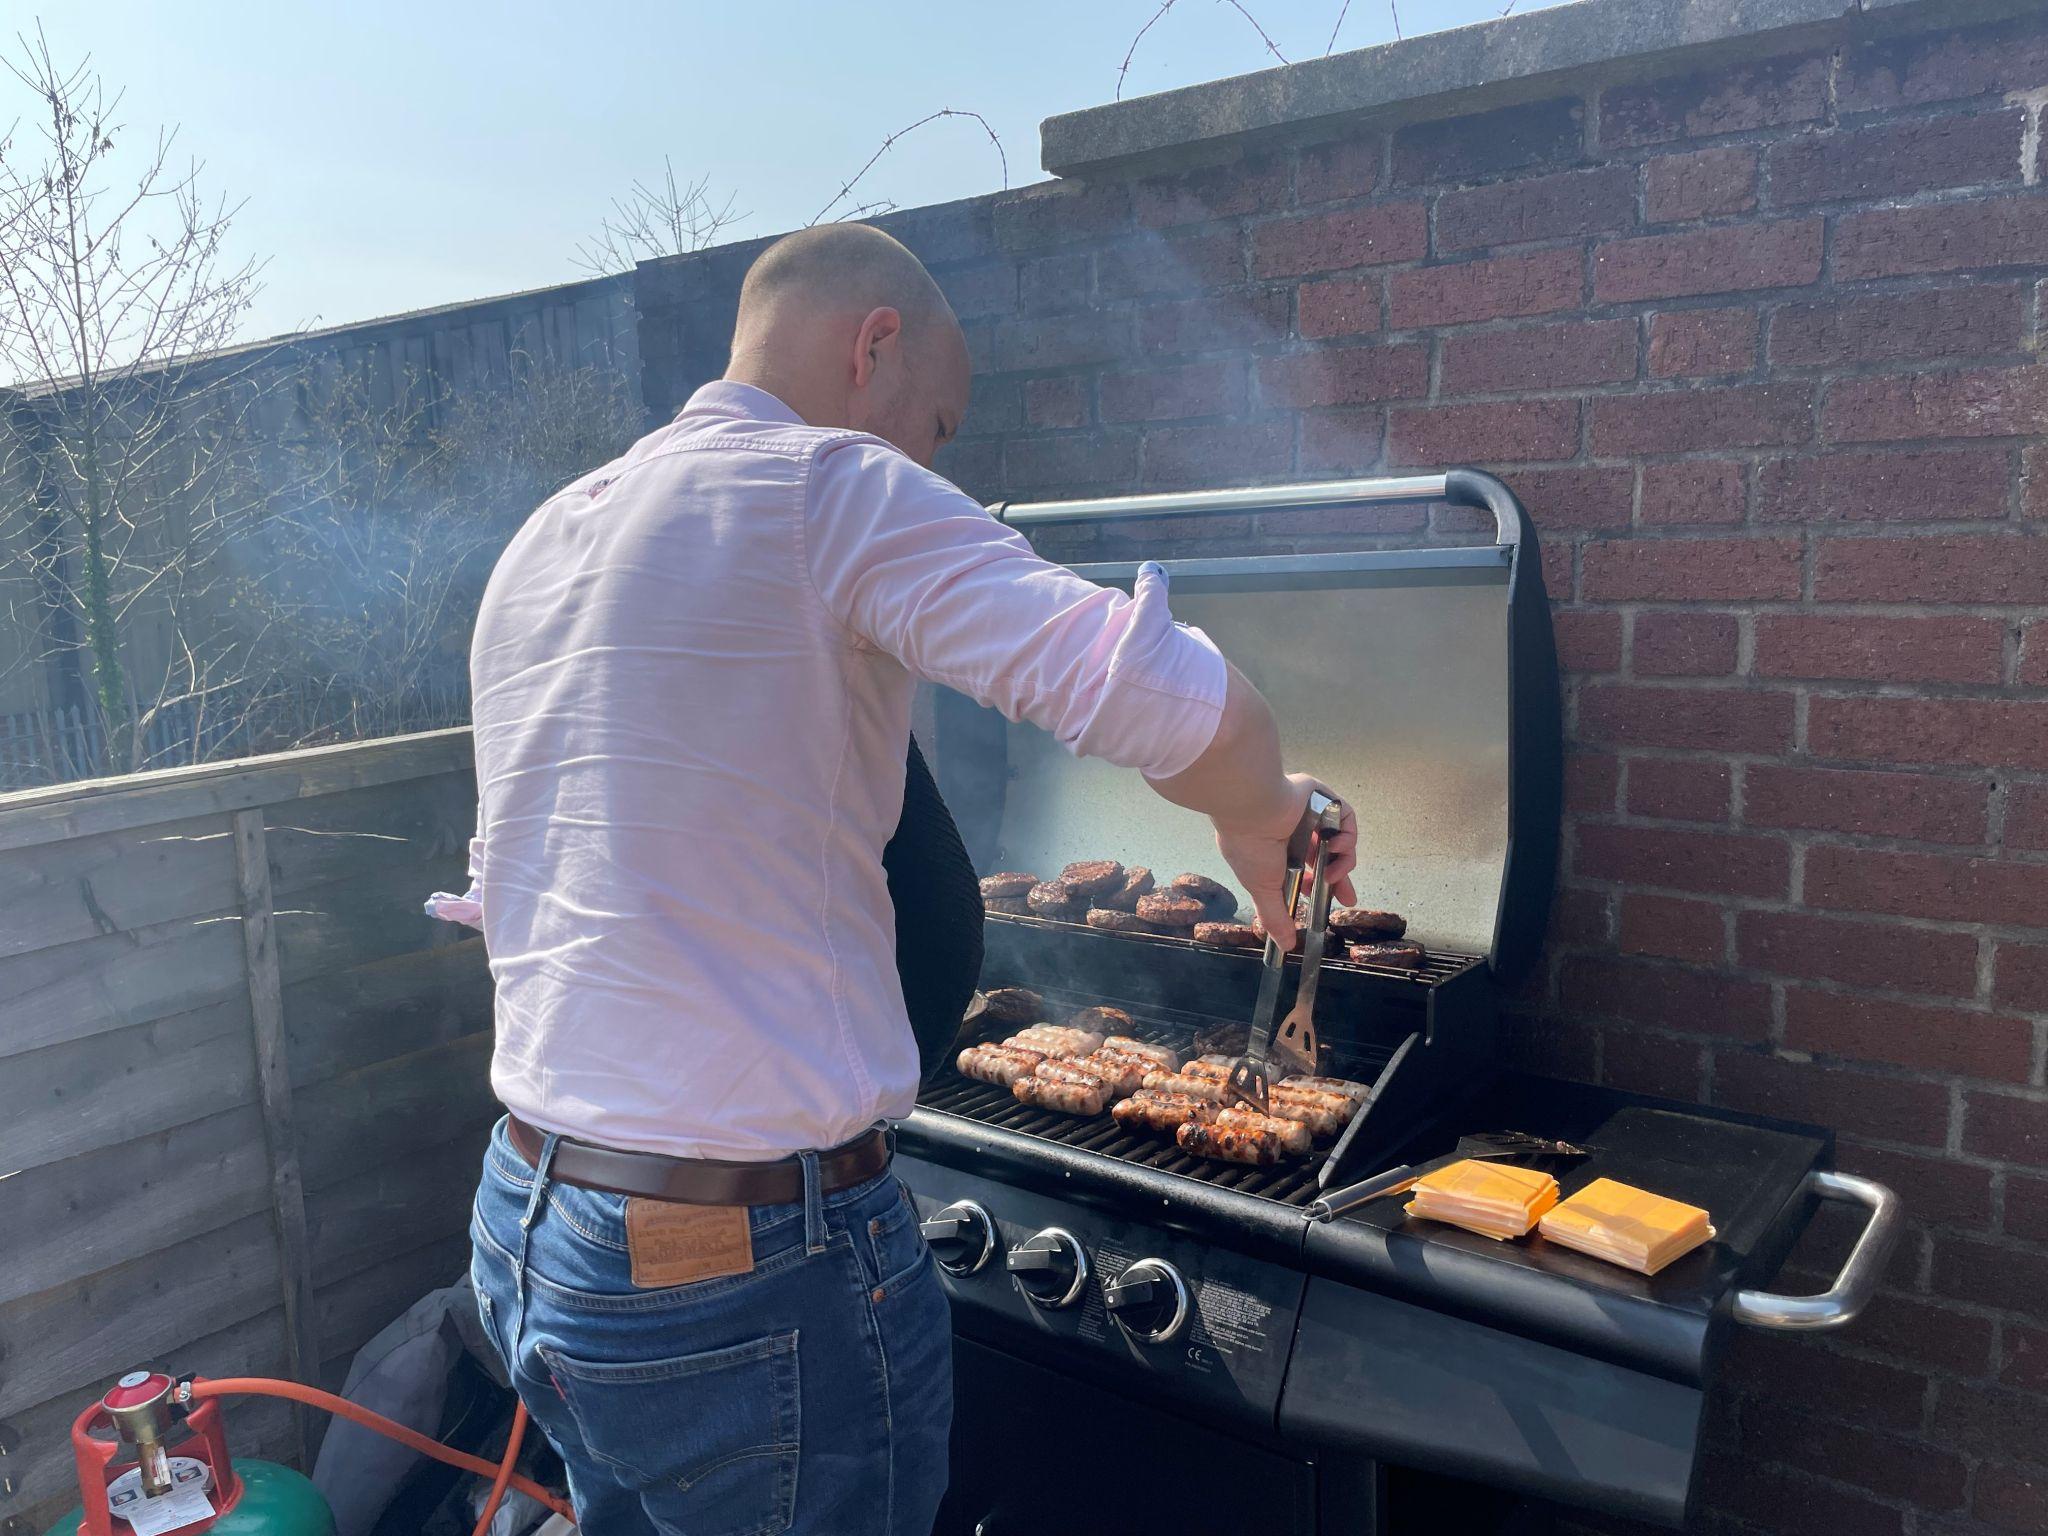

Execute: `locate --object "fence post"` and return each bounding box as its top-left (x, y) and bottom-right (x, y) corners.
top-left (231, 807), bottom-right (321, 1468)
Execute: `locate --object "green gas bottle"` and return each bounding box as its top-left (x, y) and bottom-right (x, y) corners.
top-left (46, 1373), bottom-right (336, 1536)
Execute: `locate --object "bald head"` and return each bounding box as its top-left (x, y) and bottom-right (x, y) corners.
top-left (725, 223), bottom-right (970, 468)
top-left (737, 223), bottom-right (952, 332)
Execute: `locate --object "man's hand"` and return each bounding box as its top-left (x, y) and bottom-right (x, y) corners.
top-left (1211, 773), bottom-right (1358, 953)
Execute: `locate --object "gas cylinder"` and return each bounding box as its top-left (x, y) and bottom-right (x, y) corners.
top-left (43, 1372), bottom-right (334, 1536)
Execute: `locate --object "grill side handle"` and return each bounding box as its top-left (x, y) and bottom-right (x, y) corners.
top-left (1729, 1170), bottom-right (1902, 1331)
top-left (1446, 469), bottom-right (1562, 984)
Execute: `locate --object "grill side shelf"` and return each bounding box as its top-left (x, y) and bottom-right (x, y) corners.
top-left (1298, 1092), bottom-right (1834, 1388)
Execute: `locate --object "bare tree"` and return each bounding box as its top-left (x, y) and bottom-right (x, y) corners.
top-left (0, 27), bottom-right (287, 771)
top-left (231, 356), bottom-right (644, 751)
top-left (574, 158), bottom-right (747, 276)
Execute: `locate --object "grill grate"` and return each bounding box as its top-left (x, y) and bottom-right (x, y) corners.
top-left (986, 913), bottom-right (1482, 988)
top-left (916, 992), bottom-right (1403, 1206)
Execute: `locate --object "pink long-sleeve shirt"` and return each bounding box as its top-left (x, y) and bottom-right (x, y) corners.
top-left (462, 381), bottom-right (1227, 1159)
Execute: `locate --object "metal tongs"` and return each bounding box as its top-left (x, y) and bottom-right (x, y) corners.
top-left (1306, 1130), bottom-right (1590, 1222)
top-left (1224, 792), bottom-right (1345, 1115)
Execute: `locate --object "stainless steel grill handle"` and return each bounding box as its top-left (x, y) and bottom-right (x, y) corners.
top-left (1730, 1170), bottom-right (1902, 1331)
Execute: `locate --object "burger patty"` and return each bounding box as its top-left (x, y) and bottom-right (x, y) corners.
top-left (981, 986), bottom-right (1044, 1025)
top-left (1059, 859), bottom-right (1126, 898)
top-left (1134, 891), bottom-right (1205, 928)
top-left (1345, 940), bottom-right (1425, 969)
top-left (1028, 881), bottom-right (1089, 919)
top-left (1171, 873), bottom-right (1237, 921)
top-left (1193, 921), bottom-right (1263, 948)
top-left (979, 871), bottom-right (1038, 900)
top-left (1086, 908), bottom-right (1163, 934)
top-left (1068, 1005), bottom-right (1136, 1034)
top-left (985, 896), bottom-right (1032, 916)
top-left (1329, 908), bottom-right (1408, 939)
top-left (1090, 866), bottom-right (1156, 913)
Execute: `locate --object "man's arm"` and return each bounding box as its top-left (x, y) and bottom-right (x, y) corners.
top-left (806, 440), bottom-right (1353, 945)
top-left (1148, 664), bottom-right (1358, 945)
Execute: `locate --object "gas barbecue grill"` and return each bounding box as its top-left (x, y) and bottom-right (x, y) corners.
top-left (895, 472), bottom-right (1900, 1535)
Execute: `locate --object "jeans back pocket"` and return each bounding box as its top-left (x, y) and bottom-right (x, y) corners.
top-left (539, 1331), bottom-right (800, 1536)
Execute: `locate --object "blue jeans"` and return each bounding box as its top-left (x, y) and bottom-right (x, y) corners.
top-left (469, 1118), bottom-right (952, 1536)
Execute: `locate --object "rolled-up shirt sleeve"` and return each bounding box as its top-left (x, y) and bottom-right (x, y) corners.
top-left (805, 437), bottom-right (1227, 780)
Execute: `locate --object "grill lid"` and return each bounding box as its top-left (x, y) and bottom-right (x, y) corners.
top-left (923, 471), bottom-right (1561, 981)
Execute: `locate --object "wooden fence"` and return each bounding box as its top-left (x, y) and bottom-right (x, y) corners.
top-left (0, 678), bottom-right (477, 794)
top-left (0, 730), bottom-right (496, 1534)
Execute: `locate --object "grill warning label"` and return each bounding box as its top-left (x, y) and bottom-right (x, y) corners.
top-left (1188, 1278), bottom-right (1275, 1368)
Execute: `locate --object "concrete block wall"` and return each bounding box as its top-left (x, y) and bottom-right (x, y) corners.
top-left (636, 4), bottom-right (2048, 1531)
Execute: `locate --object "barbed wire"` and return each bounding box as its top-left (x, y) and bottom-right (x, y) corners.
top-left (1325, 0), bottom-right (1353, 54)
top-left (809, 109), bottom-right (1008, 227)
top-left (1118, 0), bottom-right (1289, 100)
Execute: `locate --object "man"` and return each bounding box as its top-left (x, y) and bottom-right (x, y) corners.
top-left (462, 222), bottom-right (1357, 1536)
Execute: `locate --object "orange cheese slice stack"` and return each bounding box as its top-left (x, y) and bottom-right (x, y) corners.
top-left (1404, 1159), bottom-right (1561, 1240)
top-left (1538, 1177), bottom-right (1714, 1275)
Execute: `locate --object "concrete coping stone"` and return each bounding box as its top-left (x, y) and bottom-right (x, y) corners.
top-left (1039, 0), bottom-right (1997, 178)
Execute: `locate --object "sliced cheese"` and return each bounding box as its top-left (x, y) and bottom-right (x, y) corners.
top-left (1404, 1158), bottom-right (1560, 1241)
top-left (1538, 1177), bottom-right (1713, 1275)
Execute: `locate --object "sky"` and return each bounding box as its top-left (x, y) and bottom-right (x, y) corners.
top-left (11, 0), bottom-right (1571, 349)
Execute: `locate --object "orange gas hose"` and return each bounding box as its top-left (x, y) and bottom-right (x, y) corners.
top-left (187, 1376), bottom-right (575, 1525)
top-left (474, 1399), bottom-right (529, 1532)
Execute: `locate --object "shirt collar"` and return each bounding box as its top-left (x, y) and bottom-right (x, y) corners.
top-left (683, 379), bottom-right (807, 427)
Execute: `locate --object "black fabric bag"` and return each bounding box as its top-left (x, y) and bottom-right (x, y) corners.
top-left (885, 735), bottom-right (985, 1081)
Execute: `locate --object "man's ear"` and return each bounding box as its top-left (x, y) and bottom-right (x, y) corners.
top-left (851, 306), bottom-right (904, 387)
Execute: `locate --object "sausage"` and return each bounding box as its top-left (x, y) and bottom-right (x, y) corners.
top-left (1177, 1119), bottom-right (1283, 1165)
top-left (1111, 1090), bottom-right (1216, 1134)
top-left (1036, 1057), bottom-right (1115, 1091)
top-left (1009, 1025), bottom-right (1105, 1058)
top-left (1268, 1081), bottom-right (1352, 1115)
top-left (1180, 1055), bottom-right (1237, 1082)
top-left (1075, 1050), bottom-right (1150, 1096)
top-left (1013, 1072), bottom-right (1109, 1116)
top-left (1102, 1036), bottom-right (1180, 1071)
top-left (1279, 1075), bottom-right (1371, 1107)
top-left (1266, 1087), bottom-right (1353, 1140)
top-left (979, 872), bottom-right (1039, 900)
top-left (956, 1043), bottom-right (1046, 1088)
top-left (1214, 1106), bottom-right (1312, 1157)
top-left (1140, 1070), bottom-right (1229, 1103)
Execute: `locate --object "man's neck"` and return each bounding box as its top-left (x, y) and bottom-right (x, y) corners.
top-left (723, 357), bottom-right (844, 431)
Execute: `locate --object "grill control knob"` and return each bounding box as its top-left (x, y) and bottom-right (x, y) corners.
top-left (1104, 1258), bottom-right (1192, 1343)
top-left (1005, 1227), bottom-right (1089, 1309)
top-left (920, 1200), bottom-right (998, 1276)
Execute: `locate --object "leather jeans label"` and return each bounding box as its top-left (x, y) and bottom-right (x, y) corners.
top-left (626, 1198), bottom-right (756, 1288)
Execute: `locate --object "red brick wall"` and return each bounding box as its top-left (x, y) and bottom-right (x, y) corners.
top-left (639, 11), bottom-right (2048, 1532)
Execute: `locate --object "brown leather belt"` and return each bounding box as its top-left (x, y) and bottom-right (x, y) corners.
top-left (507, 1115), bottom-right (892, 1207)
